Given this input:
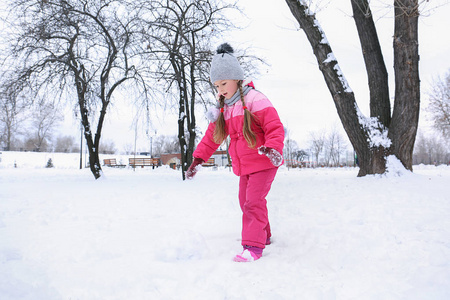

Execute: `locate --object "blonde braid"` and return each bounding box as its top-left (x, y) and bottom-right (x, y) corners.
top-left (239, 81), bottom-right (257, 148)
top-left (213, 95), bottom-right (227, 144)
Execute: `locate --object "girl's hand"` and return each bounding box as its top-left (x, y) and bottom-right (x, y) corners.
top-left (186, 157), bottom-right (204, 179)
top-left (258, 146), bottom-right (283, 167)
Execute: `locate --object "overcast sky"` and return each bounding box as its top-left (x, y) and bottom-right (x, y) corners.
top-left (59, 0), bottom-right (450, 153)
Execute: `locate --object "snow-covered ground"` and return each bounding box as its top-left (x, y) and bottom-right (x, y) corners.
top-left (1, 151), bottom-right (449, 300)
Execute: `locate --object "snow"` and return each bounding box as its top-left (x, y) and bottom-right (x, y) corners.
top-left (356, 105), bottom-right (392, 148)
top-left (320, 39), bottom-right (352, 94)
top-left (323, 52), bottom-right (336, 64)
top-left (1, 151), bottom-right (450, 299)
top-left (385, 155), bottom-right (413, 178)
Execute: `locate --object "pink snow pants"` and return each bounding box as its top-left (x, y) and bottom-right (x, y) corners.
top-left (239, 167), bottom-right (278, 249)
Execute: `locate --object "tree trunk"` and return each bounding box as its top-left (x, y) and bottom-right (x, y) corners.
top-left (351, 0), bottom-right (391, 127)
top-left (285, 0), bottom-right (381, 176)
top-left (85, 127), bottom-right (102, 179)
top-left (186, 33), bottom-right (197, 174)
top-left (177, 73), bottom-right (189, 180)
top-left (350, 0), bottom-right (392, 175)
top-left (78, 95), bottom-right (102, 179)
top-left (74, 66), bottom-right (102, 179)
top-left (388, 0), bottom-right (420, 171)
top-left (285, 0), bottom-right (420, 176)
top-left (178, 97), bottom-right (187, 180)
top-left (6, 117), bottom-right (12, 151)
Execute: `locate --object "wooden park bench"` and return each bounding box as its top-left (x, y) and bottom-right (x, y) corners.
top-left (129, 157), bottom-right (159, 168)
top-left (103, 158), bottom-right (126, 168)
top-left (202, 158), bottom-right (216, 167)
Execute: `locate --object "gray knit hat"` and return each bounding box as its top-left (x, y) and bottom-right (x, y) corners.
top-left (210, 43), bottom-right (244, 83)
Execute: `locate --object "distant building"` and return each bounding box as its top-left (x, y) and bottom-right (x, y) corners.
top-left (160, 153), bottom-right (182, 169)
top-left (210, 150), bottom-right (229, 167)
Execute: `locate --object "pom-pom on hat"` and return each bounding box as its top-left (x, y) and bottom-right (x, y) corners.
top-left (210, 43), bottom-right (244, 83)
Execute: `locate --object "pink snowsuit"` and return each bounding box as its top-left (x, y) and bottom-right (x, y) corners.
top-left (193, 89), bottom-right (284, 248)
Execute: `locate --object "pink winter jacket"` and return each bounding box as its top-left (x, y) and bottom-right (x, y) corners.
top-left (193, 89), bottom-right (285, 176)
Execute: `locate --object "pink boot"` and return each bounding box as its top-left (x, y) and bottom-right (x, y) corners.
top-left (233, 246), bottom-right (263, 262)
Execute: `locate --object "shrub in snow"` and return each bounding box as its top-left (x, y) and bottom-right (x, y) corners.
top-left (46, 158), bottom-right (54, 168)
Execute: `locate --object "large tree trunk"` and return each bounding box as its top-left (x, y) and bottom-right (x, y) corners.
top-left (285, 0), bottom-right (420, 176)
top-left (351, 0), bottom-right (391, 127)
top-left (84, 125), bottom-right (102, 179)
top-left (350, 0), bottom-right (392, 175)
top-left (74, 65), bottom-right (102, 179)
top-left (285, 0), bottom-right (384, 176)
top-left (388, 0), bottom-right (420, 171)
top-left (77, 88), bottom-right (102, 179)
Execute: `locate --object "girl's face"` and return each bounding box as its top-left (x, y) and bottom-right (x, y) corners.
top-left (214, 80), bottom-right (239, 100)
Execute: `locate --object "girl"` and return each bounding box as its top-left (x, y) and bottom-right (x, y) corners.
top-left (186, 43), bottom-right (285, 262)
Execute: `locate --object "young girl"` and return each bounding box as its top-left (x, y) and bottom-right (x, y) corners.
top-left (186, 43), bottom-right (285, 262)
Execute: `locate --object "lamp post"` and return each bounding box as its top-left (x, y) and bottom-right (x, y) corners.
top-left (147, 130), bottom-right (156, 157)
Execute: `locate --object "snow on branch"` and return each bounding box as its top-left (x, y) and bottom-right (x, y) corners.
top-left (323, 52), bottom-right (352, 93)
top-left (311, 16), bottom-right (352, 94)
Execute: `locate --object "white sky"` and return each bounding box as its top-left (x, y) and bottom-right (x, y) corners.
top-left (59, 0), bottom-right (450, 153)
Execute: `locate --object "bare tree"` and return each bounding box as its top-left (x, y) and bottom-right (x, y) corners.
top-left (427, 70), bottom-right (450, 139)
top-left (413, 131), bottom-right (428, 164)
top-left (55, 135), bottom-right (76, 153)
top-left (3, 0), bottom-right (153, 178)
top-left (285, 0), bottom-right (422, 176)
top-left (284, 128), bottom-right (298, 168)
top-left (152, 135), bottom-right (180, 155)
top-left (140, 0), bottom-right (239, 179)
top-left (123, 143), bottom-right (135, 155)
top-left (293, 149), bottom-right (308, 167)
top-left (283, 135), bottom-right (299, 168)
top-left (24, 137), bottom-right (49, 152)
top-left (0, 82), bottom-right (29, 151)
top-left (413, 131), bottom-right (449, 165)
top-left (309, 130), bottom-right (326, 167)
top-left (324, 127), bottom-right (347, 167)
top-left (99, 139), bottom-right (117, 154)
top-left (28, 101), bottom-right (63, 152)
